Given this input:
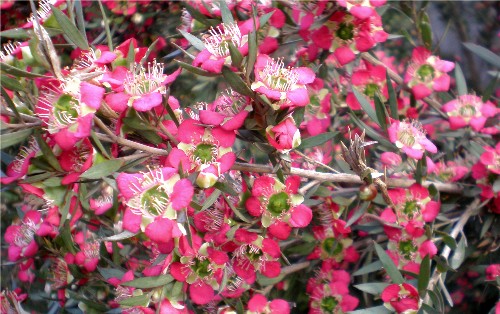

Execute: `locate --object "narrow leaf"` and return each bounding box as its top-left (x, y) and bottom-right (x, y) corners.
top-left (1, 75), bottom-right (23, 91)
top-left (374, 242), bottom-right (404, 284)
top-left (418, 255), bottom-right (431, 297)
top-left (353, 88), bottom-right (380, 126)
top-left (374, 94), bottom-right (388, 131)
top-left (174, 60), bottom-right (219, 77)
top-left (0, 129), bottom-right (32, 149)
top-left (298, 132), bottom-right (338, 149)
top-left (454, 63), bottom-right (467, 96)
top-left (201, 189), bottom-right (221, 211)
top-left (219, 0), bottom-right (235, 25)
top-left (352, 260), bottom-right (382, 276)
top-left (117, 294), bottom-right (150, 307)
top-left (450, 235), bottom-right (466, 269)
top-left (463, 42), bottom-right (500, 68)
top-left (0, 28), bottom-right (30, 39)
top-left (74, 0), bottom-right (88, 43)
top-left (183, 3), bottom-right (218, 27)
top-left (121, 274), bottom-right (174, 288)
top-left (348, 306), bottom-right (391, 314)
top-left (346, 201), bottom-right (370, 228)
top-left (81, 159), bottom-right (124, 180)
top-left (246, 30), bottom-right (257, 80)
top-left (259, 11), bottom-right (275, 27)
top-left (178, 29), bottom-right (206, 51)
top-left (51, 6), bottom-right (89, 49)
top-left (349, 112), bottom-right (396, 150)
top-left (228, 42), bottom-right (243, 68)
top-left (34, 131), bottom-right (62, 171)
top-left (222, 66), bottom-right (254, 97)
top-left (386, 70), bottom-right (399, 119)
top-left (102, 230), bottom-right (138, 241)
top-left (0, 62), bottom-right (45, 78)
top-left (354, 282), bottom-right (389, 295)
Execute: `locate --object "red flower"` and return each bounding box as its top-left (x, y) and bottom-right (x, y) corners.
top-left (266, 116), bottom-right (302, 153)
top-left (246, 175), bottom-right (312, 240)
top-left (381, 283), bottom-right (421, 313)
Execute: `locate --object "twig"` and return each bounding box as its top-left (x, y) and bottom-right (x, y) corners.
top-left (0, 108), bottom-right (40, 123)
top-left (231, 162), bottom-right (463, 194)
top-left (292, 149), bottom-right (339, 173)
top-left (2, 121), bottom-right (42, 129)
top-left (426, 198), bottom-right (481, 298)
top-left (361, 53), bottom-right (448, 120)
top-left (94, 133), bottom-right (169, 156)
top-left (364, 213), bottom-right (402, 229)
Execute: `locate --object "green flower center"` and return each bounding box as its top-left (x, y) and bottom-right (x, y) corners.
top-left (364, 83), bottom-right (379, 98)
top-left (320, 296), bottom-right (339, 313)
top-left (192, 258), bottom-right (212, 278)
top-left (141, 185), bottom-right (169, 216)
top-left (398, 130), bottom-right (416, 147)
top-left (336, 22), bottom-right (354, 41)
top-left (54, 94), bottom-right (79, 125)
top-left (322, 238), bottom-right (343, 256)
top-left (403, 200), bottom-right (418, 217)
top-left (193, 143), bottom-right (216, 164)
top-left (399, 240), bottom-right (416, 259)
top-left (267, 192), bottom-right (290, 216)
top-left (416, 64), bottom-right (435, 81)
top-left (458, 104), bottom-right (476, 117)
top-left (246, 247), bottom-right (263, 261)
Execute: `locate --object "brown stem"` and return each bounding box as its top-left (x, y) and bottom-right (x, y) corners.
top-left (94, 133), bottom-right (169, 156)
top-left (231, 162), bottom-right (463, 194)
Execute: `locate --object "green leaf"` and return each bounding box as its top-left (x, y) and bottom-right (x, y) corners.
top-left (353, 261), bottom-right (382, 276)
top-left (386, 70), bottom-right (399, 119)
top-left (81, 159), bottom-right (124, 180)
top-left (1, 75), bottom-right (23, 91)
top-left (374, 242), bottom-right (404, 284)
top-left (297, 132), bottom-right (338, 150)
top-left (102, 230), bottom-right (138, 241)
top-left (34, 131), bottom-right (62, 171)
top-left (60, 222), bottom-right (77, 253)
top-left (222, 67), bottom-right (254, 97)
top-left (182, 3), bottom-right (218, 27)
top-left (58, 190), bottom-right (73, 227)
top-left (480, 214), bottom-right (494, 238)
top-left (374, 94), bottom-right (388, 131)
top-left (257, 273), bottom-right (285, 286)
top-left (482, 72), bottom-right (499, 102)
top-left (418, 255), bottom-right (431, 297)
top-left (126, 40), bottom-right (136, 68)
top-left (121, 274), bottom-right (174, 289)
top-left (117, 294), bottom-right (150, 307)
top-left (464, 42), bottom-right (500, 68)
top-left (50, 5), bottom-right (89, 50)
top-left (419, 303), bottom-right (440, 314)
top-left (228, 42), bottom-right (243, 68)
top-left (346, 201), bottom-right (370, 228)
top-left (246, 30), bottom-right (257, 80)
top-left (74, 0), bottom-right (88, 43)
top-left (419, 11), bottom-right (432, 50)
top-left (97, 267), bottom-right (125, 280)
top-left (178, 29), bottom-right (206, 51)
top-left (259, 11), bottom-right (275, 27)
top-left (427, 289), bottom-right (444, 313)
top-left (223, 194), bottom-right (252, 223)
top-left (97, 0), bottom-right (113, 50)
top-left (174, 60), bottom-right (219, 77)
top-left (0, 62), bottom-right (45, 78)
top-left (353, 88), bottom-right (380, 126)
top-left (219, 0), bottom-right (235, 25)
top-left (450, 235), bottom-right (466, 269)
top-left (1, 87), bottom-right (21, 121)
top-left (354, 282), bottom-right (389, 295)
top-left (435, 231), bottom-right (457, 250)
top-left (415, 156), bottom-right (427, 185)
top-left (348, 305), bottom-right (391, 314)
top-left (0, 28), bottom-right (30, 39)
top-left (0, 129), bottom-right (32, 149)
top-left (201, 189), bottom-right (222, 211)
top-left (454, 63), bottom-right (467, 96)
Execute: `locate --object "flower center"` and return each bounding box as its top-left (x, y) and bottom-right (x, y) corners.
top-left (320, 296), bottom-right (339, 313)
top-left (124, 60), bottom-right (165, 96)
top-left (416, 64), bottom-right (435, 81)
top-left (204, 23), bottom-right (242, 58)
top-left (14, 219), bottom-right (37, 247)
top-left (192, 257), bottom-right (212, 278)
top-left (398, 240), bottom-right (416, 260)
top-left (193, 143), bottom-right (217, 164)
top-left (262, 58), bottom-right (299, 92)
top-left (267, 192), bottom-right (290, 216)
top-left (458, 103), bottom-right (477, 118)
top-left (336, 22), bottom-right (354, 41)
top-left (398, 129), bottom-right (416, 147)
top-left (51, 94), bottom-right (79, 132)
top-left (322, 238), bottom-right (343, 256)
top-left (364, 83), bottom-right (379, 98)
top-left (140, 185), bottom-right (169, 216)
top-left (402, 200), bottom-right (418, 217)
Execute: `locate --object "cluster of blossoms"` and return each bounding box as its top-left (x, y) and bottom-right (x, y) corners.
top-left (1, 1), bottom-right (499, 314)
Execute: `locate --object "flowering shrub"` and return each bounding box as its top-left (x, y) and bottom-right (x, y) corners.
top-left (1, 1), bottom-right (499, 313)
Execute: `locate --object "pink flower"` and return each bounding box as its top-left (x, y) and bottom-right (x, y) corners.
top-left (266, 116), bottom-right (302, 153)
top-left (480, 142), bottom-right (500, 175)
top-left (442, 95), bottom-right (498, 131)
top-left (117, 167), bottom-right (194, 225)
top-left (231, 229), bottom-right (282, 284)
top-left (337, 0), bottom-right (387, 20)
top-left (309, 281), bottom-right (359, 313)
top-left (36, 78), bottom-right (105, 150)
top-left (382, 283), bottom-right (421, 313)
top-left (251, 54), bottom-right (315, 109)
top-left (247, 294), bottom-right (290, 314)
top-left (4, 210), bottom-right (41, 261)
top-left (246, 175), bottom-right (312, 240)
top-left (388, 120), bottom-right (437, 160)
top-left (192, 21), bottom-right (253, 73)
top-left (170, 235), bottom-right (228, 305)
top-left (346, 62), bottom-right (392, 110)
top-left (380, 152), bottom-right (403, 167)
top-left (168, 119), bottom-right (236, 188)
top-left (432, 161), bottom-right (468, 182)
top-left (486, 264), bottom-right (500, 281)
top-left (198, 89), bottom-right (251, 131)
top-left (104, 60), bottom-right (180, 113)
top-left (0, 137), bottom-right (39, 184)
top-left (405, 47), bottom-right (454, 99)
